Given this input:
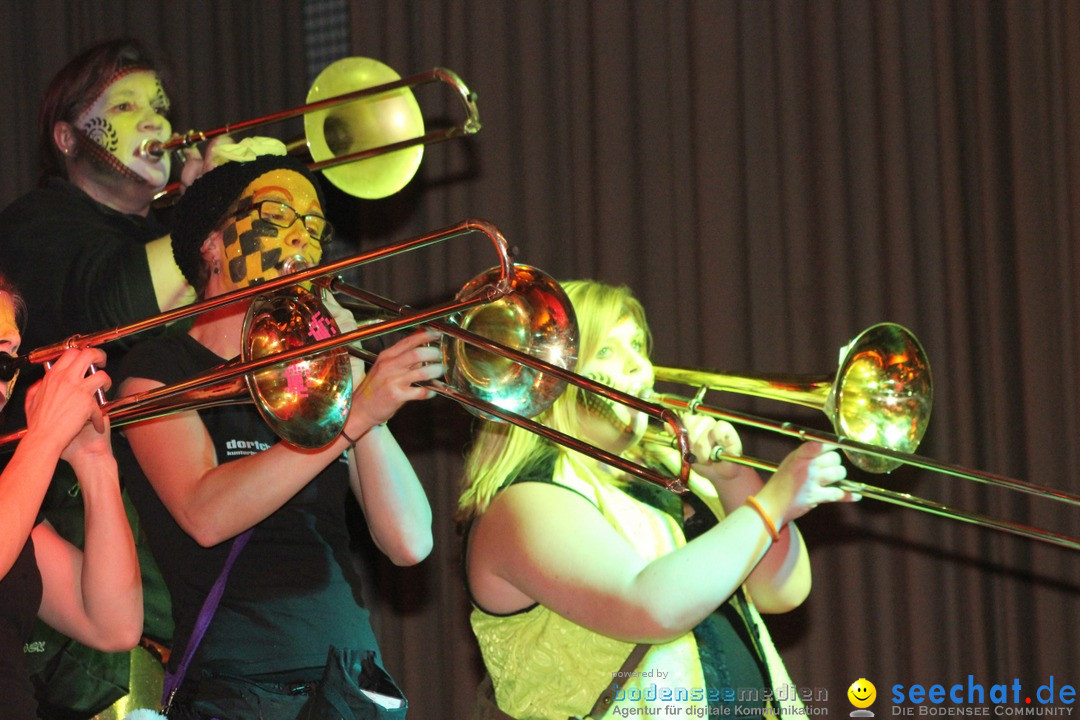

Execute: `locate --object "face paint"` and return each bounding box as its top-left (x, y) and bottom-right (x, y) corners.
top-left (579, 372), bottom-right (636, 432)
top-left (74, 70), bottom-right (172, 189)
top-left (0, 293), bottom-right (22, 410)
top-left (218, 169), bottom-right (325, 289)
top-left (576, 318), bottom-right (653, 449)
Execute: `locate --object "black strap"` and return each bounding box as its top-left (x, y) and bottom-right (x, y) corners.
top-left (473, 673), bottom-right (516, 720)
top-left (576, 643), bottom-right (650, 720)
top-left (473, 643), bottom-right (649, 720)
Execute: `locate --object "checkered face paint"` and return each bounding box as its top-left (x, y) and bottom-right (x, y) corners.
top-left (220, 169), bottom-right (325, 288)
top-left (75, 70), bottom-right (172, 188)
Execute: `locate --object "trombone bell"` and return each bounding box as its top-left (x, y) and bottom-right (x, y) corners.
top-left (444, 265), bottom-right (579, 420)
top-left (304, 57), bottom-right (425, 199)
top-left (828, 323), bottom-right (932, 472)
top-left (648, 323), bottom-right (1080, 550)
top-left (243, 286), bottom-right (353, 448)
top-left (654, 323), bottom-right (932, 473)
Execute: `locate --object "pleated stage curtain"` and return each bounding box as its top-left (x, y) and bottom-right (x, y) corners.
top-left (0, 2), bottom-right (1075, 718)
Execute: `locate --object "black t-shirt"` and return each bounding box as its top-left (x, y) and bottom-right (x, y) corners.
top-left (0, 178), bottom-right (165, 355)
top-left (0, 524), bottom-right (44, 719)
top-left (0, 177), bottom-right (172, 511)
top-left (114, 333), bottom-right (380, 680)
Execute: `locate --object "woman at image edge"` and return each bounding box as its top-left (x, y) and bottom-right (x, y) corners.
top-left (0, 278), bottom-right (142, 719)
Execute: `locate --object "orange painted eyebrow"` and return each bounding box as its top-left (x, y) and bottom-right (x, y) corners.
top-left (251, 185), bottom-right (295, 202)
top-left (250, 185), bottom-right (324, 214)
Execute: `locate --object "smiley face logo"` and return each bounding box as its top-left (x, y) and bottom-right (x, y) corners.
top-left (848, 678), bottom-right (877, 709)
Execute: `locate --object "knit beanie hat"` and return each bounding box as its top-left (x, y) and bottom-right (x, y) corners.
top-left (171, 140), bottom-right (326, 288)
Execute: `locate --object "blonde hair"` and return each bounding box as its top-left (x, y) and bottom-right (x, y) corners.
top-left (457, 280), bottom-right (651, 524)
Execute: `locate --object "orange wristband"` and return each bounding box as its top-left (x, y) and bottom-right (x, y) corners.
top-left (744, 496), bottom-right (780, 542)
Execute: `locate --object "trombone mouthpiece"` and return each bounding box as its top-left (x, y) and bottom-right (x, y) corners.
top-left (277, 255), bottom-right (310, 275)
top-left (139, 138), bottom-right (165, 160)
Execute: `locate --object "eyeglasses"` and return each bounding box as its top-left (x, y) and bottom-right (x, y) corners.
top-left (237, 200), bottom-right (333, 243)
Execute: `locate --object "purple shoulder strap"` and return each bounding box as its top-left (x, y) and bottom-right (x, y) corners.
top-left (160, 528), bottom-right (253, 710)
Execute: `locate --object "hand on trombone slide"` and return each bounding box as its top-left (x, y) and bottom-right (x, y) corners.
top-left (648, 414), bottom-right (860, 529)
top-left (345, 328), bottom-right (445, 432)
top-left (762, 442), bottom-right (861, 525)
top-left (176, 134), bottom-right (237, 192)
top-left (24, 348), bottom-right (111, 462)
top-left (321, 290), bottom-right (446, 432)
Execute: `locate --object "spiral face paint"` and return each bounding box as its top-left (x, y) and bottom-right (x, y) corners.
top-left (75, 70), bottom-right (172, 188)
top-left (219, 169), bottom-right (325, 289)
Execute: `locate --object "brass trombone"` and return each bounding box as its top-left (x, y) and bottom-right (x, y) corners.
top-left (149, 57), bottom-right (481, 202)
top-left (0, 219), bottom-right (514, 447)
top-left (0, 221), bottom-right (691, 488)
top-left (321, 267), bottom-right (691, 489)
top-left (644, 323), bottom-right (1080, 551)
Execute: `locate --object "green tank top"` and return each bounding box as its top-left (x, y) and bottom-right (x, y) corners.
top-left (468, 452), bottom-right (774, 719)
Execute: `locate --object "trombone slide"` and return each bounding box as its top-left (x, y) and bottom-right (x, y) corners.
top-left (642, 395), bottom-right (1080, 551)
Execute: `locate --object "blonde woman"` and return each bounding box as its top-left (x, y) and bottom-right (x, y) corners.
top-left (460, 280), bottom-right (858, 719)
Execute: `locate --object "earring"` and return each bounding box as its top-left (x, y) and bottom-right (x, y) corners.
top-left (212, 261), bottom-right (221, 276)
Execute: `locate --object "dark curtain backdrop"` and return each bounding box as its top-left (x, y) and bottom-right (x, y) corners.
top-left (0, 1), bottom-right (1077, 718)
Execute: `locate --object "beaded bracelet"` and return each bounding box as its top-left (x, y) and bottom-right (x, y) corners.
top-left (744, 495), bottom-right (780, 542)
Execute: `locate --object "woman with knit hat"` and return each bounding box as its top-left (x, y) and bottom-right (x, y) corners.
top-left (114, 139), bottom-right (439, 719)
